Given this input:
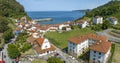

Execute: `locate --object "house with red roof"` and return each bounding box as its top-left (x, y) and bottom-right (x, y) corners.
top-left (34, 38), bottom-right (55, 56)
top-left (68, 34), bottom-right (112, 63)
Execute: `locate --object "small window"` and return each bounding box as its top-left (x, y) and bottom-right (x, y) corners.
top-left (93, 58), bottom-right (95, 60)
top-left (94, 51), bottom-right (96, 53)
top-left (93, 55), bottom-right (96, 57)
top-left (99, 52), bottom-right (101, 55)
top-left (98, 56), bottom-right (101, 58)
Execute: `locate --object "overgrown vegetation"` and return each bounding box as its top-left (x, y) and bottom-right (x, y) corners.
top-left (107, 44), bottom-right (115, 63)
top-left (0, 0), bottom-right (27, 18)
top-left (47, 57), bottom-right (64, 63)
top-left (84, 1), bottom-right (120, 21)
top-left (7, 32), bottom-right (32, 59)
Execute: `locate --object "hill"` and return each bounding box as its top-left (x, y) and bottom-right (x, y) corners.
top-left (0, 0), bottom-right (27, 18)
top-left (78, 1), bottom-right (120, 22)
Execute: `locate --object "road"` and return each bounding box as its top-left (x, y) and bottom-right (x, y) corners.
top-left (2, 36), bottom-right (17, 63)
top-left (96, 29), bottom-right (120, 42)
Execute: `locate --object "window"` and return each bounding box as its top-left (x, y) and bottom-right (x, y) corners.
top-left (93, 55), bottom-right (96, 57)
top-left (99, 52), bottom-right (101, 55)
top-left (94, 51), bottom-right (96, 53)
top-left (98, 56), bottom-right (101, 58)
top-left (93, 58), bottom-right (95, 60)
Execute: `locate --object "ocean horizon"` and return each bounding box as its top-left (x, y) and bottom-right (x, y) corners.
top-left (27, 11), bottom-right (85, 24)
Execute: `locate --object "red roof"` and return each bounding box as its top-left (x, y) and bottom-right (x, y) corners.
top-left (90, 41), bottom-right (112, 53)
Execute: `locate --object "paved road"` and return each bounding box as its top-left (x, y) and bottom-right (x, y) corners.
top-left (96, 29), bottom-right (120, 42)
top-left (2, 36), bottom-right (17, 63)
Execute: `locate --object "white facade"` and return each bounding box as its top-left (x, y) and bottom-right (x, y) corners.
top-left (93, 17), bottom-right (103, 24)
top-left (41, 39), bottom-right (51, 50)
top-left (108, 18), bottom-right (118, 25)
top-left (59, 24), bottom-right (69, 30)
top-left (78, 21), bottom-right (88, 28)
top-left (68, 39), bottom-right (89, 57)
top-left (90, 49), bottom-right (110, 63)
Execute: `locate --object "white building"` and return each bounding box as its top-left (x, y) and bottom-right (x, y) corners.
top-left (107, 17), bottom-right (118, 25)
top-left (68, 34), bottom-right (112, 63)
top-left (76, 20), bottom-right (88, 28)
top-left (89, 41), bottom-right (112, 63)
top-left (93, 16), bottom-right (103, 24)
top-left (34, 38), bottom-right (55, 56)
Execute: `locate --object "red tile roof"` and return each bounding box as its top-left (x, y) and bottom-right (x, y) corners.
top-left (34, 45), bottom-right (55, 54)
top-left (90, 41), bottom-right (112, 53)
top-left (36, 38), bottom-right (44, 45)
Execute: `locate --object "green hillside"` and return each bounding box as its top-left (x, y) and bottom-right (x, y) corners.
top-left (81, 1), bottom-right (120, 21)
top-left (0, 0), bottom-right (27, 18)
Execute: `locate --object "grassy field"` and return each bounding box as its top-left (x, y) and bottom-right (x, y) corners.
top-left (21, 48), bottom-right (35, 55)
top-left (31, 59), bottom-right (47, 63)
top-left (45, 26), bottom-right (95, 49)
top-left (111, 43), bottom-right (120, 63)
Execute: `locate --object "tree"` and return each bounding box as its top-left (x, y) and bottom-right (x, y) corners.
top-left (62, 27), bottom-right (66, 31)
top-left (2, 28), bottom-right (14, 43)
top-left (102, 20), bottom-right (111, 30)
top-left (7, 44), bottom-right (20, 59)
top-left (20, 43), bottom-right (32, 53)
top-left (0, 16), bottom-right (9, 33)
top-left (47, 57), bottom-right (64, 63)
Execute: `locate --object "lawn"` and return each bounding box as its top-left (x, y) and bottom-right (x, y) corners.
top-left (31, 59), bottom-right (47, 63)
top-left (45, 27), bottom-right (95, 49)
top-left (21, 48), bottom-right (35, 55)
top-left (111, 43), bottom-right (120, 63)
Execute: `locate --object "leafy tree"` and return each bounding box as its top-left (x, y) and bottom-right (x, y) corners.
top-left (102, 20), bottom-right (111, 30)
top-left (47, 57), bottom-right (64, 63)
top-left (20, 43), bottom-right (32, 53)
top-left (2, 28), bottom-right (14, 43)
top-left (7, 44), bottom-right (20, 59)
top-left (0, 16), bottom-right (9, 33)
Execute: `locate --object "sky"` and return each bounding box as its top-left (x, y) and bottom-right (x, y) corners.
top-left (17, 0), bottom-right (110, 11)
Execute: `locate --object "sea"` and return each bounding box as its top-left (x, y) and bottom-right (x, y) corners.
top-left (27, 11), bottom-right (85, 24)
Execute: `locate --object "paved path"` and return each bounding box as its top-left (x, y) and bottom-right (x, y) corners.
top-left (96, 29), bottom-right (120, 42)
top-left (2, 36), bottom-right (17, 63)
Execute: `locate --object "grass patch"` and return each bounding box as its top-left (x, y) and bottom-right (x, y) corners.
top-left (45, 27), bottom-right (95, 49)
top-left (21, 48), bottom-right (35, 55)
top-left (111, 43), bottom-right (120, 63)
top-left (31, 59), bottom-right (47, 63)
top-left (107, 44), bottom-right (115, 63)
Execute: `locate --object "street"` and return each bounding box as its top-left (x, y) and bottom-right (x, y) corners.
top-left (1, 36), bottom-right (17, 63)
top-left (96, 29), bottom-right (120, 42)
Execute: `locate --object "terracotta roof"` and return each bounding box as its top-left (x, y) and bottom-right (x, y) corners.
top-left (68, 34), bottom-right (107, 44)
top-left (77, 20), bottom-right (86, 24)
top-left (95, 16), bottom-right (102, 18)
top-left (36, 38), bottom-right (45, 45)
top-left (34, 45), bottom-right (55, 54)
top-left (90, 41), bottom-right (112, 53)
top-left (68, 35), bottom-right (88, 44)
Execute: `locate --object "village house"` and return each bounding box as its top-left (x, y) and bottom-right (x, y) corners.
top-left (93, 16), bottom-right (103, 24)
top-left (58, 24), bottom-right (72, 31)
top-left (34, 38), bottom-right (56, 56)
top-left (107, 17), bottom-right (118, 25)
top-left (76, 20), bottom-right (89, 28)
top-left (68, 34), bottom-right (112, 63)
top-left (89, 41), bottom-right (111, 63)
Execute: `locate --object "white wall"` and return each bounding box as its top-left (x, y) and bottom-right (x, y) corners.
top-left (41, 39), bottom-right (51, 50)
top-left (90, 50), bottom-right (105, 63)
top-left (93, 17), bottom-right (103, 24)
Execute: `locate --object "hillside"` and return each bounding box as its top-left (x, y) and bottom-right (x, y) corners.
top-left (0, 0), bottom-right (27, 18)
top-left (80, 1), bottom-right (120, 21)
